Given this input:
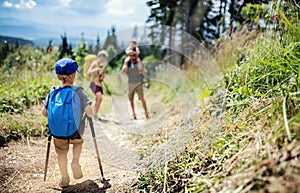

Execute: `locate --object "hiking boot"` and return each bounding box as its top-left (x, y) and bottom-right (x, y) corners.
top-left (59, 176), bottom-right (70, 188)
top-left (71, 159), bottom-right (83, 179)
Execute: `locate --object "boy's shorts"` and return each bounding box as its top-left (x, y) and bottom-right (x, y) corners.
top-left (128, 83), bottom-right (144, 101)
top-left (53, 138), bottom-right (83, 154)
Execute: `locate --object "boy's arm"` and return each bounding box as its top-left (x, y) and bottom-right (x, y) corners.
top-left (42, 106), bottom-right (47, 117)
top-left (41, 95), bottom-right (49, 117)
top-left (85, 105), bottom-right (93, 117)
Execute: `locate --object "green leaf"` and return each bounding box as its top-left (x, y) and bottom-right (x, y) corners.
top-left (199, 87), bottom-right (211, 102)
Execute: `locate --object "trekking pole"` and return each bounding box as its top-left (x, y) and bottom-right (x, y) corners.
top-left (44, 134), bottom-right (52, 181)
top-left (87, 116), bottom-right (111, 188)
top-left (102, 80), bottom-right (112, 96)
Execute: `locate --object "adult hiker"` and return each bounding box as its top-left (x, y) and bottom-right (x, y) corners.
top-left (87, 50), bottom-right (108, 121)
top-left (42, 58), bottom-right (93, 188)
top-left (121, 47), bottom-right (150, 120)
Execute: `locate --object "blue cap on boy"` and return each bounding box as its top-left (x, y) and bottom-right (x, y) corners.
top-left (55, 58), bottom-right (78, 75)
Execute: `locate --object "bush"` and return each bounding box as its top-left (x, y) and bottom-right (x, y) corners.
top-left (0, 71), bottom-right (53, 113)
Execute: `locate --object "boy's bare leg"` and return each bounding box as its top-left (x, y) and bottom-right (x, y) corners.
top-left (57, 152), bottom-right (68, 177)
top-left (72, 142), bottom-right (82, 160)
top-left (71, 142), bottom-right (83, 179)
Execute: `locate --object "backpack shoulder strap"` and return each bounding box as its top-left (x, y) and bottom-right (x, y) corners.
top-left (73, 86), bottom-right (85, 113)
top-left (45, 86), bottom-right (61, 108)
top-left (50, 86), bottom-right (62, 93)
top-left (72, 86), bottom-right (87, 137)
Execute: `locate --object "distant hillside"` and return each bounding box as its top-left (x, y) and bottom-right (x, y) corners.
top-left (0, 35), bottom-right (33, 46)
top-left (0, 17), bottom-right (107, 47)
top-left (0, 35), bottom-right (98, 48)
top-left (33, 37), bottom-right (96, 47)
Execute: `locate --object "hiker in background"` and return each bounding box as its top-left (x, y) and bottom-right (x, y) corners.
top-left (124, 39), bottom-right (146, 76)
top-left (122, 47), bottom-right (150, 120)
top-left (42, 58), bottom-right (93, 188)
top-left (87, 50), bottom-right (108, 121)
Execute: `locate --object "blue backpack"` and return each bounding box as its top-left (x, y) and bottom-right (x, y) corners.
top-left (47, 86), bottom-right (85, 139)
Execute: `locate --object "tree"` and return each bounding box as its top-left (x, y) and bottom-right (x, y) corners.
top-left (0, 40), bottom-right (10, 66)
top-left (103, 25), bottom-right (118, 50)
top-left (146, 0), bottom-right (270, 46)
top-left (74, 33), bottom-right (89, 73)
top-left (58, 32), bottom-right (72, 59)
top-left (105, 44), bottom-right (118, 70)
top-left (132, 25), bottom-right (139, 40)
top-left (46, 40), bottom-right (53, 54)
top-left (200, 0), bottom-right (270, 44)
top-left (94, 35), bottom-right (101, 54)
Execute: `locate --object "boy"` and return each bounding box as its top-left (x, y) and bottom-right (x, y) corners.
top-left (42, 58), bottom-right (93, 188)
top-left (124, 40), bottom-right (146, 76)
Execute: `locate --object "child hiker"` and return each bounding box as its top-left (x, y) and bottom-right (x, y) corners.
top-left (124, 39), bottom-right (146, 76)
top-left (87, 50), bottom-right (108, 121)
top-left (42, 58), bottom-right (93, 188)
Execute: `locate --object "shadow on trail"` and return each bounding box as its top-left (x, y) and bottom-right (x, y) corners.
top-left (98, 118), bottom-right (121, 125)
top-left (59, 179), bottom-right (110, 193)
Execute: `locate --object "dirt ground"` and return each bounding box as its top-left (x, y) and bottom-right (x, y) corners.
top-left (0, 96), bottom-right (183, 193)
top-left (0, 119), bottom-right (140, 193)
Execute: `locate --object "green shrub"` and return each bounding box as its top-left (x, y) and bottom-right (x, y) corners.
top-left (0, 71), bottom-right (54, 113)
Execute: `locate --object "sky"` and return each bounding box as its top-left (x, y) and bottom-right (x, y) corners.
top-left (0, 0), bottom-right (150, 39)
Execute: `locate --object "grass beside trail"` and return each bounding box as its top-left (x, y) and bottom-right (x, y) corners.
top-left (132, 20), bottom-right (300, 192)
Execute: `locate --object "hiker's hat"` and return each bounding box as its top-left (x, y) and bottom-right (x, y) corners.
top-left (55, 58), bottom-right (78, 75)
top-left (97, 50), bottom-right (108, 58)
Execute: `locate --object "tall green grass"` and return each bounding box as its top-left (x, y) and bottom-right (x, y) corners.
top-left (134, 5), bottom-right (300, 193)
top-left (0, 70), bottom-right (56, 113)
top-left (0, 70), bottom-right (57, 143)
top-left (224, 34), bottom-right (299, 113)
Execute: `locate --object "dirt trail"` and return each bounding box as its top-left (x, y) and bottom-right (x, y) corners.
top-left (0, 96), bottom-right (184, 193)
top-left (0, 118), bottom-right (139, 192)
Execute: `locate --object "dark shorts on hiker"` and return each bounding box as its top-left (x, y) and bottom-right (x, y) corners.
top-left (53, 138), bottom-right (83, 154)
top-left (90, 82), bottom-right (103, 95)
top-left (128, 83), bottom-right (144, 101)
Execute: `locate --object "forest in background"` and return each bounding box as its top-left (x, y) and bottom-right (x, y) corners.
top-left (0, 0), bottom-right (275, 72)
